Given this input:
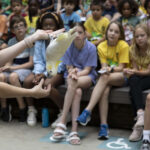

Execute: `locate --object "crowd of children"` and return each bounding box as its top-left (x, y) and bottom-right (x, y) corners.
top-left (1, 0), bottom-right (150, 149)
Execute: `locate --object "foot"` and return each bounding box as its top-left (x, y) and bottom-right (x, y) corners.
top-left (51, 110), bottom-right (71, 129)
top-left (76, 109), bottom-right (91, 126)
top-left (135, 111), bottom-right (144, 127)
top-left (67, 132), bottom-right (81, 145)
top-left (27, 107), bottom-right (37, 126)
top-left (129, 126), bottom-right (143, 142)
top-left (50, 123), bottom-right (67, 141)
top-left (98, 124), bottom-right (109, 140)
top-left (1, 105), bottom-right (12, 122)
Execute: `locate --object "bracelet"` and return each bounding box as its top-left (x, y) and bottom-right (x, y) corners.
top-left (24, 36), bottom-right (34, 48)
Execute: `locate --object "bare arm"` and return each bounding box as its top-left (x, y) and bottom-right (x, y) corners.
top-left (0, 79), bottom-right (51, 98)
top-left (77, 66), bottom-right (92, 76)
top-left (0, 29), bottom-right (65, 67)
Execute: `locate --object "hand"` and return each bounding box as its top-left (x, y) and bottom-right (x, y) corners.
top-left (123, 68), bottom-right (135, 76)
top-left (32, 28), bottom-right (65, 41)
top-left (68, 68), bottom-right (78, 80)
top-left (31, 79), bottom-right (51, 99)
top-left (33, 74), bottom-right (46, 85)
top-left (1, 66), bottom-right (12, 72)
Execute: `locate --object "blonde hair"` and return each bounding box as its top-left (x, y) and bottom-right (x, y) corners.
top-left (130, 23), bottom-right (150, 61)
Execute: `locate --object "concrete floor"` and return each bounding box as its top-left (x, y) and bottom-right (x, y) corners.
top-left (0, 120), bottom-right (141, 150)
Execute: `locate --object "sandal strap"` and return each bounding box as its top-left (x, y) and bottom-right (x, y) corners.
top-left (68, 132), bottom-right (78, 137)
top-left (56, 123), bottom-right (67, 130)
top-left (67, 136), bottom-right (80, 142)
top-left (53, 129), bottom-right (67, 135)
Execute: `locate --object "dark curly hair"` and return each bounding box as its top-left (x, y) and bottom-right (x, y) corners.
top-left (118, 0), bottom-right (139, 15)
top-left (36, 12), bottom-right (64, 30)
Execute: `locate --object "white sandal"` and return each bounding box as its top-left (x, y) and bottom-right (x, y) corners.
top-left (66, 132), bottom-right (81, 145)
top-left (50, 123), bottom-right (67, 142)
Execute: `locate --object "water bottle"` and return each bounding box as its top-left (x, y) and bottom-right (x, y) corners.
top-left (42, 108), bottom-right (50, 128)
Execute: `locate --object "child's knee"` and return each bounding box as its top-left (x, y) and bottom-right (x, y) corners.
top-left (9, 73), bottom-right (19, 84)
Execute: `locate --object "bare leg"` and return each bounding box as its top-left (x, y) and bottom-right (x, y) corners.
top-left (23, 73), bottom-right (35, 106)
top-left (99, 86), bottom-right (110, 125)
top-left (9, 72), bottom-right (25, 109)
top-left (71, 88), bottom-right (82, 132)
top-left (53, 76), bottom-right (92, 137)
top-left (0, 73), bottom-right (7, 108)
top-left (44, 74), bottom-right (64, 110)
top-left (86, 72), bottom-right (125, 112)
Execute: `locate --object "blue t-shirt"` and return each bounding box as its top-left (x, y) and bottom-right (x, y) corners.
top-left (61, 12), bottom-right (81, 31)
top-left (62, 40), bottom-right (97, 84)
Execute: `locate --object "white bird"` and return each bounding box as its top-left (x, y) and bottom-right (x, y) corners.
top-left (46, 27), bottom-right (77, 76)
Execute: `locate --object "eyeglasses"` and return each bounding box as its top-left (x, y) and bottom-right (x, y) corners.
top-left (13, 23), bottom-right (25, 30)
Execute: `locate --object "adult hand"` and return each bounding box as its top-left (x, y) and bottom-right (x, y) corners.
top-left (31, 79), bottom-right (51, 99)
top-left (31, 28), bottom-right (65, 42)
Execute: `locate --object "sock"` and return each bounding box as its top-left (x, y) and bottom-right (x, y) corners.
top-left (143, 130), bottom-right (150, 142)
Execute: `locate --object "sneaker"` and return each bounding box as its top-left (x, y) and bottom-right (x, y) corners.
top-left (135, 111), bottom-right (144, 127)
top-left (140, 140), bottom-right (150, 150)
top-left (76, 109), bottom-right (91, 126)
top-left (19, 107), bottom-right (27, 122)
top-left (1, 105), bottom-right (12, 122)
top-left (129, 126), bottom-right (143, 142)
top-left (51, 110), bottom-right (71, 129)
top-left (98, 124), bottom-right (109, 140)
top-left (27, 107), bottom-right (37, 126)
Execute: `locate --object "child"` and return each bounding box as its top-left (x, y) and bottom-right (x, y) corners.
top-left (77, 21), bottom-right (129, 140)
top-left (24, 0), bottom-right (39, 35)
top-left (0, 0), bottom-right (11, 16)
top-left (84, 1), bottom-right (110, 46)
top-left (77, 0), bottom-right (92, 19)
top-left (0, 16), bottom-right (34, 122)
top-left (140, 0), bottom-right (150, 28)
top-left (123, 24), bottom-right (150, 142)
top-left (39, 0), bottom-right (54, 14)
top-left (118, 0), bottom-right (140, 45)
top-left (23, 12), bottom-right (69, 127)
top-left (8, 0), bottom-right (27, 21)
top-left (102, 0), bottom-right (118, 21)
top-left (50, 22), bottom-right (97, 145)
top-left (61, 0), bottom-right (81, 31)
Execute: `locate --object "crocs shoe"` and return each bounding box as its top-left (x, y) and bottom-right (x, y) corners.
top-left (76, 109), bottom-right (91, 126)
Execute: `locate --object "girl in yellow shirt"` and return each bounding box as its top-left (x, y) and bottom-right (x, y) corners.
top-left (77, 21), bottom-right (129, 140)
top-left (124, 24), bottom-right (150, 145)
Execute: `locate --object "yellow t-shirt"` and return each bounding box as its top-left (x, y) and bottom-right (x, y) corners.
top-left (84, 16), bottom-right (110, 42)
top-left (130, 48), bottom-right (150, 70)
top-left (25, 16), bottom-right (39, 35)
top-left (97, 40), bottom-right (129, 67)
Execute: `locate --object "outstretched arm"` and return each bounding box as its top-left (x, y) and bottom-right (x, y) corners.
top-left (0, 79), bottom-right (51, 98)
top-left (0, 29), bottom-right (65, 67)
